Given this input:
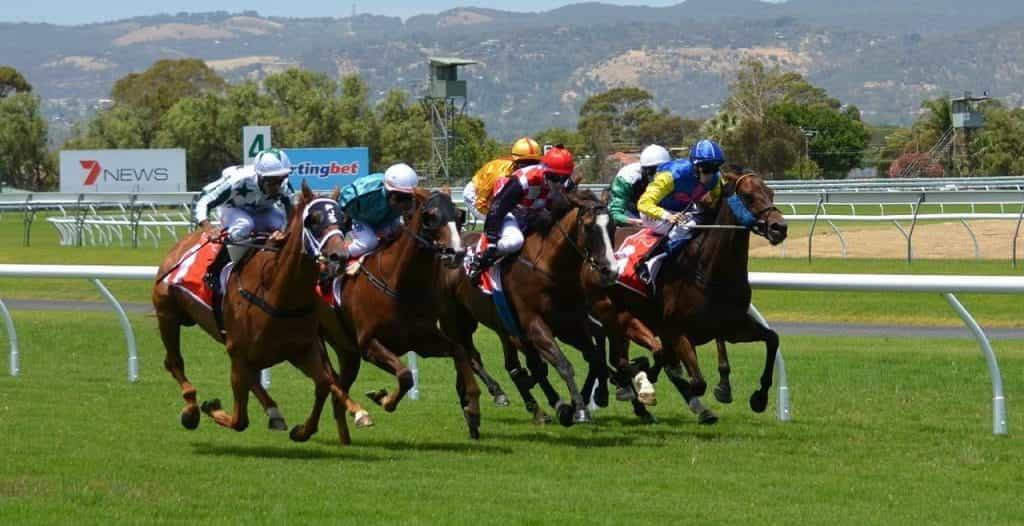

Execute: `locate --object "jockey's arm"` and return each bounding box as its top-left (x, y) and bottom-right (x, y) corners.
top-left (193, 175), bottom-right (232, 227)
top-left (484, 181), bottom-right (525, 243)
top-left (279, 181), bottom-right (295, 220)
top-left (608, 175), bottom-right (634, 225)
top-left (637, 170), bottom-right (676, 222)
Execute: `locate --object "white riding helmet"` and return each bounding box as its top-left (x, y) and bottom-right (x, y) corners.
top-left (640, 144), bottom-right (671, 168)
top-left (254, 149), bottom-right (293, 179)
top-left (383, 163), bottom-right (419, 194)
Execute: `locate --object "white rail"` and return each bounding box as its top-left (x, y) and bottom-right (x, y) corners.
top-left (0, 265), bottom-right (1018, 434)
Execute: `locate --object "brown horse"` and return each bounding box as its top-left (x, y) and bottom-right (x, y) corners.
top-left (317, 189), bottom-right (484, 438)
top-left (152, 188), bottom-right (350, 431)
top-left (596, 170), bottom-right (788, 423)
top-left (188, 183), bottom-right (354, 444)
top-left (439, 188), bottom-right (660, 426)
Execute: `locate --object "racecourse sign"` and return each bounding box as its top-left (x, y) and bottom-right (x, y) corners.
top-left (59, 149), bottom-right (187, 193)
top-left (282, 147), bottom-right (370, 191)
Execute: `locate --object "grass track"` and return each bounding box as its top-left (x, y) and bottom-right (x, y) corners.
top-left (1, 312), bottom-right (1023, 524)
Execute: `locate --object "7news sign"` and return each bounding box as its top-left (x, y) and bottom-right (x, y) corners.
top-left (60, 149), bottom-right (186, 192)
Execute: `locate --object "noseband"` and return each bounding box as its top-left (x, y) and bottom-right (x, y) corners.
top-left (554, 201), bottom-right (614, 276)
top-left (726, 174), bottom-right (779, 230)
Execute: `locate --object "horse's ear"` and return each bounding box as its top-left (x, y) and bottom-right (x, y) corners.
top-left (330, 186), bottom-right (340, 201)
top-left (301, 180), bottom-right (313, 201)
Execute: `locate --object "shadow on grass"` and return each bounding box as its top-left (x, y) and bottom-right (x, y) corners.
top-left (190, 441), bottom-right (384, 461)
top-left (351, 438), bottom-right (514, 455)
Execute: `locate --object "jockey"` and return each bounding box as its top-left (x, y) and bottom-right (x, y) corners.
top-left (337, 163), bottom-right (419, 259)
top-left (609, 144), bottom-right (672, 227)
top-left (634, 139), bottom-right (725, 284)
top-left (194, 148), bottom-right (295, 263)
top-left (462, 137), bottom-right (544, 220)
top-left (467, 145), bottom-right (575, 284)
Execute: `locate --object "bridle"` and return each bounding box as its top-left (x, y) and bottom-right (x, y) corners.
top-left (725, 173), bottom-right (780, 233)
top-left (549, 197), bottom-right (615, 277)
top-left (401, 192), bottom-right (463, 266)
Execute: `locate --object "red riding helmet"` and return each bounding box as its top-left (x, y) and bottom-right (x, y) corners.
top-left (542, 146), bottom-right (574, 176)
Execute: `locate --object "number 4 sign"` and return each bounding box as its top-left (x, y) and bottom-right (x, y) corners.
top-left (243, 126), bottom-right (272, 165)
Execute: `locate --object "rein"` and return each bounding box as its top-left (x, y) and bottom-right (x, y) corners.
top-left (553, 203), bottom-right (610, 276)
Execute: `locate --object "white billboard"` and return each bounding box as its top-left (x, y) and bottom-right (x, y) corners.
top-left (60, 149), bottom-right (187, 193)
top-left (243, 126), bottom-right (271, 165)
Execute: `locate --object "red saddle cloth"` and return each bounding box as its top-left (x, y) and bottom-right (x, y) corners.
top-left (163, 233), bottom-right (222, 309)
top-left (464, 237), bottom-right (502, 295)
top-left (615, 229), bottom-right (661, 296)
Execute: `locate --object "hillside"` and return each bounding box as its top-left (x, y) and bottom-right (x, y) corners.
top-left (2, 2), bottom-right (1022, 140)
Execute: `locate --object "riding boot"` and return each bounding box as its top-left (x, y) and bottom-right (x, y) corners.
top-left (636, 246), bottom-right (665, 285)
top-left (468, 246), bottom-right (499, 285)
top-left (227, 244), bottom-right (250, 264)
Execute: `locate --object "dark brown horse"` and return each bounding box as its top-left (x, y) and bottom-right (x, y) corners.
top-left (316, 189), bottom-right (484, 438)
top-left (190, 183), bottom-right (354, 445)
top-left (439, 188), bottom-right (660, 426)
top-left (152, 188), bottom-right (350, 432)
top-left (595, 170), bottom-right (788, 423)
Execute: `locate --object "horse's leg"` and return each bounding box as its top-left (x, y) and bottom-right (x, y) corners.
top-left (441, 309), bottom-right (509, 407)
top-left (413, 327), bottom-right (483, 439)
top-left (201, 356), bottom-right (253, 431)
top-left (590, 299), bottom-right (657, 408)
top-left (320, 318), bottom-right (374, 428)
top-left (362, 338), bottom-right (413, 413)
top-left (500, 335), bottom-right (549, 424)
top-left (156, 314), bottom-right (200, 430)
top-left (523, 348), bottom-right (561, 409)
top-left (249, 381), bottom-right (288, 430)
top-left (724, 318), bottom-right (780, 414)
top-left (288, 343), bottom-right (352, 445)
top-left (661, 334), bottom-right (717, 425)
top-left (524, 318), bottom-right (585, 427)
top-left (713, 338), bottom-right (733, 404)
top-left (560, 318), bottom-right (609, 411)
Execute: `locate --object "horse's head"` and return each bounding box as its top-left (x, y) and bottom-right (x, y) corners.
top-left (558, 189), bottom-right (619, 287)
top-left (298, 184), bottom-right (347, 274)
top-left (722, 170), bottom-right (788, 245)
top-left (410, 188), bottom-right (466, 269)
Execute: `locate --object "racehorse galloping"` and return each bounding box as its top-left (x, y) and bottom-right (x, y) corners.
top-left (199, 183), bottom-right (355, 445)
top-left (440, 188), bottom-right (660, 426)
top-left (601, 169), bottom-right (788, 422)
top-left (317, 189), bottom-right (485, 438)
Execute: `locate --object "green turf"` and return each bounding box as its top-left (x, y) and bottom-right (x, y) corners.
top-left (0, 312), bottom-right (1022, 524)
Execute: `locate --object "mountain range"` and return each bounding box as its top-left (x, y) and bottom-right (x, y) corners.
top-left (2, 0), bottom-right (1022, 141)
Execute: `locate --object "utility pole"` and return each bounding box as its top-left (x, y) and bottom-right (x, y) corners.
top-left (799, 127), bottom-right (818, 179)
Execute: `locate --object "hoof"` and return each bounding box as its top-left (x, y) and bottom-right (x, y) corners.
top-left (493, 393), bottom-right (511, 407)
top-left (180, 408), bottom-right (200, 430)
top-left (638, 412), bottom-right (658, 425)
top-left (714, 383), bottom-right (733, 404)
top-left (268, 417), bottom-right (288, 432)
top-left (524, 399), bottom-right (539, 414)
top-left (615, 386), bottom-right (635, 402)
top-left (532, 407), bottom-right (551, 425)
top-left (637, 392), bottom-right (658, 407)
top-left (353, 410), bottom-right (374, 428)
top-left (289, 425), bottom-right (312, 442)
top-left (200, 398), bottom-right (222, 416)
top-left (749, 390), bottom-right (769, 413)
top-left (464, 410), bottom-right (481, 440)
top-left (691, 379), bottom-right (708, 397)
top-left (573, 408), bottom-right (593, 424)
top-left (555, 401), bottom-right (575, 428)
top-left (366, 389), bottom-right (387, 406)
top-left (594, 384), bottom-right (609, 408)
top-left (697, 409), bottom-right (719, 425)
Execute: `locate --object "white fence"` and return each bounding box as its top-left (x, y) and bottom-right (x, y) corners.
top-left (0, 264), bottom-right (1019, 434)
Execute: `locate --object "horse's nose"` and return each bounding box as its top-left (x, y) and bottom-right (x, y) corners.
top-left (328, 252), bottom-right (342, 262)
top-left (769, 221), bottom-right (788, 244)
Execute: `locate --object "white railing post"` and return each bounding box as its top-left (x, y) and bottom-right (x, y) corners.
top-left (91, 278), bottom-right (139, 383)
top-left (0, 298), bottom-right (18, 377)
top-left (407, 352), bottom-right (420, 400)
top-left (943, 293), bottom-right (1008, 435)
top-left (748, 304), bottom-right (791, 422)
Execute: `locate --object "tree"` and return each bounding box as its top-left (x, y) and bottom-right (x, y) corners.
top-left (374, 89), bottom-right (431, 171)
top-left (888, 152), bottom-right (944, 178)
top-left (534, 127), bottom-right (585, 153)
top-left (973, 106), bottom-right (1024, 176)
top-left (769, 102), bottom-right (870, 178)
top-left (578, 86), bottom-right (654, 146)
top-left (0, 66), bottom-right (32, 98)
top-left (263, 69), bottom-right (342, 148)
top-left (0, 93), bottom-right (54, 190)
top-left (720, 116), bottom-right (800, 179)
top-left (63, 104), bottom-right (150, 150)
top-left (111, 59), bottom-right (225, 118)
top-left (337, 74), bottom-right (376, 149)
top-left (723, 59), bottom-right (838, 123)
top-left (156, 93), bottom-right (236, 189)
top-left (450, 115), bottom-right (502, 183)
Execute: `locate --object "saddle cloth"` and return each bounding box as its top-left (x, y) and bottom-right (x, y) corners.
top-left (316, 254), bottom-right (371, 308)
top-left (465, 238), bottom-right (521, 337)
top-left (163, 233), bottom-right (224, 309)
top-left (614, 229), bottom-right (662, 296)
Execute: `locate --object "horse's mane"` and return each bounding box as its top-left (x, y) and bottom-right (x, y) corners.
top-left (532, 187), bottom-right (603, 236)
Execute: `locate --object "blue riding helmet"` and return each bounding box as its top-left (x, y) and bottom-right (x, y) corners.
top-left (690, 139), bottom-right (725, 168)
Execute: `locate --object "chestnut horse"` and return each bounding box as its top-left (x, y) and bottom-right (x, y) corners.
top-left (316, 189), bottom-right (484, 438)
top-left (152, 188), bottom-right (348, 432)
top-left (188, 183), bottom-right (353, 444)
top-left (439, 188), bottom-right (660, 426)
top-left (592, 170), bottom-right (789, 423)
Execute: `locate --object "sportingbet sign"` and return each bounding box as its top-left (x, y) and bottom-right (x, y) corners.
top-left (59, 149), bottom-right (186, 193)
top-left (282, 147), bottom-right (370, 191)
top-left (243, 126), bottom-right (271, 165)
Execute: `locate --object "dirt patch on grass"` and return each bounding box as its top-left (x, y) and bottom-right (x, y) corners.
top-left (750, 220), bottom-right (1024, 260)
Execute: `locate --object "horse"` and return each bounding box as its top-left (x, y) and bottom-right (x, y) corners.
top-left (593, 169), bottom-right (788, 423)
top-left (152, 188), bottom-right (347, 432)
top-left (438, 187), bottom-right (661, 426)
top-left (191, 182), bottom-right (354, 445)
top-left (316, 189), bottom-right (484, 438)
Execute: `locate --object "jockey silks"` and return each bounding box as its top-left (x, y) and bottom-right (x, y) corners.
top-left (337, 173), bottom-right (403, 230)
top-left (637, 158), bottom-right (722, 221)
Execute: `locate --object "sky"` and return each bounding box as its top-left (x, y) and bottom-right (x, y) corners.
top-left (0, 1), bottom-right (712, 25)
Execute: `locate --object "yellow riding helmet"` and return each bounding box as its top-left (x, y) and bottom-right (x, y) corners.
top-left (511, 137), bottom-right (542, 161)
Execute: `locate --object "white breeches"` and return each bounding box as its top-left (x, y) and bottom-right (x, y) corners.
top-left (491, 213), bottom-right (524, 255)
top-left (219, 206), bottom-right (286, 242)
top-left (462, 181), bottom-right (486, 221)
top-left (642, 213), bottom-right (696, 244)
top-left (349, 217), bottom-right (402, 258)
